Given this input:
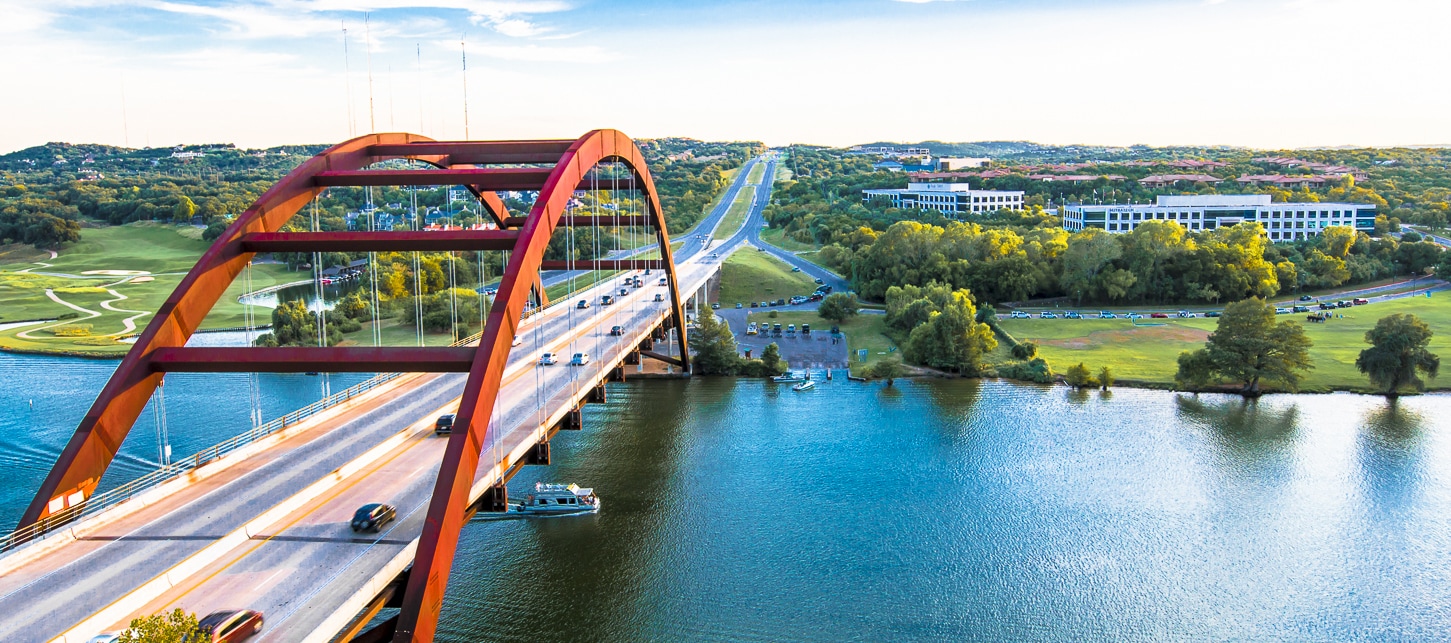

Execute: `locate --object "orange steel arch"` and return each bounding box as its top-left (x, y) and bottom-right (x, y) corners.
top-left (18, 130), bottom-right (692, 552)
top-left (392, 129), bottom-right (688, 641)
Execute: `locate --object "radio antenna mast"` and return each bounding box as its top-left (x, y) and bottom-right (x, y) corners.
top-left (461, 34), bottom-right (470, 140)
top-left (365, 14), bottom-right (376, 133)
top-left (341, 22), bottom-right (355, 136)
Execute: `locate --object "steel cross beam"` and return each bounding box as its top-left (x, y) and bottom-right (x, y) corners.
top-left (392, 129), bottom-right (691, 642)
top-left (313, 167), bottom-right (553, 190)
top-left (238, 230), bottom-right (519, 253)
top-left (149, 347), bottom-right (478, 373)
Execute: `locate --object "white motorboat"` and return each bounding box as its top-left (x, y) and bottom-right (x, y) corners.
top-left (514, 482), bottom-right (600, 515)
top-left (771, 372), bottom-right (804, 383)
top-left (792, 380), bottom-right (816, 392)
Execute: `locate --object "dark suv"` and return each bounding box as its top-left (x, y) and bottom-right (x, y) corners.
top-left (434, 413), bottom-right (455, 435)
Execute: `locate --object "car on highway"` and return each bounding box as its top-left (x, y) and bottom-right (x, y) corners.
top-left (512, 335), bottom-right (523, 347)
top-left (710, 253), bottom-right (719, 259)
top-left (1099, 311), bottom-right (1117, 319)
top-left (655, 293), bottom-right (665, 302)
top-left (1065, 311), bottom-right (1082, 319)
top-left (434, 414), bottom-right (455, 435)
top-left (1336, 300), bottom-right (1353, 308)
top-left (1040, 312), bottom-right (1057, 319)
top-left (658, 277), bottom-right (668, 286)
top-left (712, 302), bottom-right (720, 309)
top-left (736, 302), bottom-right (743, 309)
top-left (619, 288), bottom-right (628, 296)
top-left (1127, 313), bottom-right (1143, 319)
top-left (1010, 311), bottom-right (1030, 319)
top-left (351, 503), bottom-right (397, 533)
top-left (576, 300), bottom-right (590, 309)
top-left (1206, 311), bottom-right (1222, 318)
top-left (1354, 298), bottom-right (1370, 305)
top-left (610, 325), bottom-right (624, 336)
top-left (197, 609), bottom-right (264, 642)
top-left (570, 352), bottom-right (590, 366)
top-left (601, 295), bottom-right (614, 306)
top-left (814, 278), bottom-right (825, 285)
top-left (85, 636), bottom-right (118, 643)
top-left (1275, 307), bottom-right (1291, 314)
top-left (1299, 295), bottom-right (1314, 301)
top-left (539, 353), bottom-right (557, 365)
top-left (1293, 305), bottom-right (1311, 313)
top-left (1150, 312), bottom-right (1169, 319)
top-left (791, 267), bottom-right (802, 272)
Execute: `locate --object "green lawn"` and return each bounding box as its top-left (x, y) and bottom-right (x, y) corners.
top-left (999, 294), bottom-right (1451, 392)
top-left (713, 186), bottom-right (756, 240)
top-left (717, 249), bottom-right (820, 307)
top-left (0, 223), bottom-right (301, 354)
top-left (747, 310), bottom-right (896, 375)
top-left (758, 227), bottom-right (818, 252)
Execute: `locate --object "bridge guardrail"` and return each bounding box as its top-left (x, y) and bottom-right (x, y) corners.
top-left (0, 330), bottom-right (489, 553)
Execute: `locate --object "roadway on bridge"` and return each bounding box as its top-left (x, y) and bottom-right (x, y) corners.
top-left (0, 157), bottom-right (769, 643)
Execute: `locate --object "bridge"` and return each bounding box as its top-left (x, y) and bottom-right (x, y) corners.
top-left (0, 131), bottom-right (776, 642)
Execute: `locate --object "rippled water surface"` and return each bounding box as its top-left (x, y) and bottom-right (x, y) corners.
top-left (4, 353), bottom-right (1451, 641)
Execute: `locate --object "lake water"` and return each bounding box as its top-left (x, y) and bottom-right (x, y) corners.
top-left (3, 354), bottom-right (1450, 641)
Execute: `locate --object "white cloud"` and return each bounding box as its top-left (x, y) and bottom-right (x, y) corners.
top-left (471, 42), bottom-right (617, 62)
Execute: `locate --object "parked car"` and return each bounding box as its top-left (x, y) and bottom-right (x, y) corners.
top-left (787, 324), bottom-right (796, 333)
top-left (1337, 300), bottom-right (1353, 308)
top-left (1354, 298), bottom-right (1370, 305)
top-left (576, 300), bottom-right (590, 309)
top-left (1319, 303), bottom-right (1336, 311)
top-left (1040, 312), bottom-right (1057, 319)
top-left (1127, 313), bottom-right (1143, 319)
top-left (1299, 295), bottom-right (1314, 302)
top-left (802, 324), bottom-right (811, 334)
top-left (610, 325), bottom-right (624, 336)
top-left (1176, 310), bottom-right (1190, 318)
top-left (1150, 312), bottom-right (1169, 319)
top-left (1205, 311), bottom-right (1222, 318)
top-left (1099, 311), bottom-right (1117, 319)
top-left (570, 352), bottom-right (590, 365)
top-left (1275, 307), bottom-right (1291, 314)
top-left (1065, 311), bottom-right (1082, 319)
top-left (351, 503), bottom-right (397, 533)
top-left (749, 301), bottom-right (758, 307)
top-left (1292, 305), bottom-right (1310, 313)
top-left (197, 609), bottom-right (264, 642)
top-left (808, 294), bottom-right (823, 302)
top-left (773, 323), bottom-right (783, 334)
top-left (1010, 311), bottom-right (1031, 319)
top-left (434, 414), bottom-right (455, 435)
top-left (746, 324), bottom-right (758, 335)
top-left (736, 303), bottom-right (743, 309)
top-left (791, 267), bottom-right (802, 272)
top-left (814, 278), bottom-right (825, 284)
top-left (774, 298), bottom-right (787, 306)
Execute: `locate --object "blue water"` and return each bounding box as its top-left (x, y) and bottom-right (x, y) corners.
top-left (5, 354), bottom-right (1451, 641)
top-left (0, 352), bottom-right (370, 528)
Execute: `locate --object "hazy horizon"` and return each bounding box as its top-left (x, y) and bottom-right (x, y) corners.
top-left (3, 0), bottom-right (1448, 154)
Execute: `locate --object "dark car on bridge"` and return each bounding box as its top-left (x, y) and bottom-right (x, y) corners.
top-left (576, 299), bottom-right (590, 309)
top-left (610, 325), bottom-right (624, 336)
top-left (197, 609), bottom-right (264, 642)
top-left (351, 503), bottom-right (397, 533)
top-left (434, 413), bottom-right (455, 435)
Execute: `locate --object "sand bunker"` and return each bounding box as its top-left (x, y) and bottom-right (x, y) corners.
top-left (81, 270), bottom-right (151, 276)
top-left (129, 276), bottom-right (155, 283)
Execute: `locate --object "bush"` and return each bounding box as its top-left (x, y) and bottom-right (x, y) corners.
top-left (1402, 231), bottom-right (1424, 243)
top-left (1064, 362), bottom-right (1099, 389)
top-left (768, 311), bottom-right (778, 319)
top-left (50, 324), bottom-right (92, 337)
top-left (1098, 366), bottom-right (1115, 390)
top-left (1011, 341), bottom-right (1038, 360)
top-left (998, 358), bottom-right (1053, 384)
top-left (56, 311), bottom-right (80, 320)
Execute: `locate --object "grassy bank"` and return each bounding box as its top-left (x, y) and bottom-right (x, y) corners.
top-left (717, 250), bottom-right (820, 307)
top-left (999, 294), bottom-right (1451, 392)
top-left (712, 186), bottom-right (756, 240)
top-left (747, 310), bottom-right (896, 375)
top-left (758, 227), bottom-right (818, 252)
top-left (747, 162), bottom-right (766, 184)
top-left (0, 223), bottom-right (301, 355)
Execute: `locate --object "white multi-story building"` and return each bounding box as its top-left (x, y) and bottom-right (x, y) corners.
top-left (937, 157), bottom-right (991, 171)
top-left (862, 182), bottom-right (1025, 217)
top-left (1062, 194), bottom-right (1377, 241)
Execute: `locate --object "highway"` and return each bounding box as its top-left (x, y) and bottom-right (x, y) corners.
top-left (0, 160), bottom-right (763, 643)
top-left (726, 157), bottom-right (852, 293)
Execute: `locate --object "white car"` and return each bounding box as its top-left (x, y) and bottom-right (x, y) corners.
top-left (570, 352), bottom-right (590, 366)
top-left (538, 353), bottom-right (557, 365)
top-left (1009, 311), bottom-right (1030, 319)
top-left (512, 335), bottom-right (523, 347)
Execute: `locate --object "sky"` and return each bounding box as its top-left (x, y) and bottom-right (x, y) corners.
top-left (1, 0), bottom-right (1449, 153)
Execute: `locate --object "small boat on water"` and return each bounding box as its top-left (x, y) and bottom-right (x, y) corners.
top-left (792, 380), bottom-right (816, 392)
top-left (513, 482), bottom-right (600, 515)
top-left (772, 372), bottom-right (805, 383)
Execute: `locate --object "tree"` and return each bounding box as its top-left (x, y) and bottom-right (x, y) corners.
top-left (903, 288), bottom-right (997, 374)
top-left (171, 195), bottom-right (197, 223)
top-left (868, 357), bottom-right (905, 385)
top-left (1011, 341), bottom-right (1038, 360)
top-left (1097, 365), bottom-right (1114, 390)
top-left (1174, 298), bottom-right (1314, 395)
top-left (818, 293), bottom-right (859, 323)
top-left (116, 609), bottom-right (201, 643)
top-left (758, 342), bottom-right (785, 376)
top-left (1355, 313), bottom-right (1440, 398)
top-left (1064, 362), bottom-right (1098, 389)
top-left (690, 311), bottom-right (741, 375)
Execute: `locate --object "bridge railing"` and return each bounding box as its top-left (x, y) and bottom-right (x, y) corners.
top-left (0, 330), bottom-right (491, 553)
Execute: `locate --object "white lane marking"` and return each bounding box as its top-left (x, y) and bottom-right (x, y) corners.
top-left (254, 567), bottom-right (289, 592)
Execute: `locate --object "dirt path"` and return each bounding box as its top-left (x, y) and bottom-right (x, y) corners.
top-left (16, 276), bottom-right (152, 339)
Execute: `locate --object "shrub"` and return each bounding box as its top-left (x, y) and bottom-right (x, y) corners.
top-left (1011, 341), bottom-right (1038, 360)
top-left (50, 324), bottom-right (93, 337)
top-left (998, 358), bottom-right (1053, 384)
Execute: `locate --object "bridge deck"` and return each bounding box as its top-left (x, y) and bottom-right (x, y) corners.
top-left (0, 154), bottom-right (766, 643)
